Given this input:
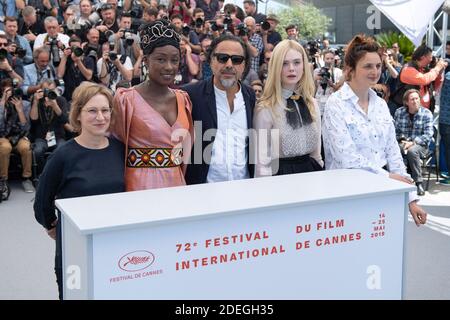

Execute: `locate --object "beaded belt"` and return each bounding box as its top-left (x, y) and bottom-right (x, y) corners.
top-left (127, 147), bottom-right (183, 168)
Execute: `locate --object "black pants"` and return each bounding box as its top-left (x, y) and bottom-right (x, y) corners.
top-left (273, 154), bottom-right (323, 176)
top-left (33, 138), bottom-right (65, 176)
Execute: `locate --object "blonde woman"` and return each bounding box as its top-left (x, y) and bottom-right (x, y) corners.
top-left (253, 39), bottom-right (323, 176)
top-left (34, 82), bottom-right (125, 299)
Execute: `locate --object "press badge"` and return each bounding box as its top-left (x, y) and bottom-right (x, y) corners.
top-left (46, 131), bottom-right (56, 147)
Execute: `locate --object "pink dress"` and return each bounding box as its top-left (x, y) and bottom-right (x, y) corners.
top-left (112, 87), bottom-right (194, 191)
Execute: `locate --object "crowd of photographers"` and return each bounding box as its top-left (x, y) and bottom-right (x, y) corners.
top-left (0, 0), bottom-right (449, 200)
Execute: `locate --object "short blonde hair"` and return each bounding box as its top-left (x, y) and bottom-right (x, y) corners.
top-left (69, 82), bottom-right (114, 132)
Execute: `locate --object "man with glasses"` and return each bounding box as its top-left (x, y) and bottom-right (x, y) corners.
top-left (183, 34), bottom-right (256, 185)
top-left (0, 35), bottom-right (24, 83)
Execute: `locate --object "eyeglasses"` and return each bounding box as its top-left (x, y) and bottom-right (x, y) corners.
top-left (213, 53), bottom-right (245, 65)
top-left (82, 107), bottom-right (112, 118)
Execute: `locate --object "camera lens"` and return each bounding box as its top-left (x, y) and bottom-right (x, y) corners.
top-left (261, 21), bottom-right (270, 31)
top-left (72, 47), bottom-right (84, 57)
top-left (109, 52), bottom-right (117, 61)
top-left (0, 48), bottom-right (7, 60)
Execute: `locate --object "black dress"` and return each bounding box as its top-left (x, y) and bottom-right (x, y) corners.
top-left (34, 137), bottom-right (125, 300)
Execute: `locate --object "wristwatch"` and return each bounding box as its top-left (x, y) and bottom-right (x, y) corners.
top-left (6, 69), bottom-right (13, 73)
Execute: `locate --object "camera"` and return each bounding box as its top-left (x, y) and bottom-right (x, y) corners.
top-left (109, 51), bottom-right (118, 61)
top-left (43, 88), bottom-right (57, 100)
top-left (120, 29), bottom-right (135, 46)
top-left (195, 18), bottom-right (204, 28)
top-left (84, 44), bottom-right (98, 59)
top-left (237, 23), bottom-right (248, 37)
top-left (13, 46), bottom-right (27, 59)
top-left (319, 66), bottom-right (331, 90)
top-left (71, 46), bottom-right (84, 57)
top-left (0, 48), bottom-right (8, 60)
top-left (182, 24), bottom-right (191, 37)
top-left (307, 40), bottom-right (320, 58)
top-left (223, 14), bottom-right (233, 29)
top-left (12, 78), bottom-right (22, 98)
top-left (48, 37), bottom-right (62, 66)
top-left (210, 21), bottom-right (222, 32)
top-left (261, 20), bottom-right (271, 31)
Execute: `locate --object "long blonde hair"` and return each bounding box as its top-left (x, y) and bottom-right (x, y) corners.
top-left (258, 40), bottom-right (316, 121)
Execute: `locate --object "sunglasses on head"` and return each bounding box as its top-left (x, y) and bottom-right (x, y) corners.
top-left (214, 53), bottom-right (245, 65)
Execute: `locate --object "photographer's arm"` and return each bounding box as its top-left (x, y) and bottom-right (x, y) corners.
top-left (30, 93), bottom-right (41, 121)
top-left (74, 57), bottom-right (93, 81)
top-left (114, 58), bottom-right (133, 82)
top-left (133, 51), bottom-right (143, 78)
top-left (57, 50), bottom-right (69, 79)
top-left (185, 47), bottom-right (199, 77)
top-left (99, 59), bottom-right (110, 86)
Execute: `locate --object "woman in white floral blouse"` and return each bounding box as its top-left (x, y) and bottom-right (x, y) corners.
top-left (322, 34), bottom-right (427, 226)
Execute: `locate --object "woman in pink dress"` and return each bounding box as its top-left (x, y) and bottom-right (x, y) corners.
top-left (112, 20), bottom-right (194, 191)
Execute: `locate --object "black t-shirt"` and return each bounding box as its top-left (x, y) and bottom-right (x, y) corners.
top-left (62, 56), bottom-right (97, 101)
top-left (33, 137), bottom-right (126, 265)
top-left (267, 31), bottom-right (282, 46)
top-left (30, 96), bottom-right (69, 141)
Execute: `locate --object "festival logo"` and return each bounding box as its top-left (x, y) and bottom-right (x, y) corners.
top-left (118, 250), bottom-right (155, 272)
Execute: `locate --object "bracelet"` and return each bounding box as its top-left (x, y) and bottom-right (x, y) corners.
top-left (6, 69), bottom-right (13, 73)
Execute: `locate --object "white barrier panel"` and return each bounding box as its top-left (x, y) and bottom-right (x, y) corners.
top-left (57, 169), bottom-right (413, 299)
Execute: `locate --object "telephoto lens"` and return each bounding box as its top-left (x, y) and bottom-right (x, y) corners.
top-left (43, 88), bottom-right (58, 100)
top-left (261, 21), bottom-right (270, 31)
top-left (72, 46), bottom-right (84, 57)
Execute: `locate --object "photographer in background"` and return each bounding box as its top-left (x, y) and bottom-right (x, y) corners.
top-left (96, 3), bottom-right (119, 45)
top-left (18, 6), bottom-right (46, 49)
top-left (0, 78), bottom-right (34, 197)
top-left (394, 89), bottom-right (434, 196)
top-left (174, 37), bottom-right (199, 87)
top-left (241, 16), bottom-right (263, 74)
top-left (394, 44), bottom-right (447, 112)
top-left (313, 49), bottom-right (343, 116)
top-left (196, 0), bottom-right (219, 22)
top-left (33, 16), bottom-right (70, 68)
top-left (97, 40), bottom-right (133, 91)
top-left (4, 16), bottom-right (32, 65)
top-left (260, 14), bottom-right (281, 48)
top-left (171, 14), bottom-right (201, 54)
top-left (198, 36), bottom-right (212, 80)
top-left (29, 79), bottom-right (69, 176)
top-left (192, 8), bottom-right (207, 42)
top-left (0, 34), bottom-right (24, 84)
top-left (24, 0), bottom-right (58, 17)
top-left (113, 13), bottom-right (140, 65)
top-left (243, 0), bottom-right (265, 24)
top-left (58, 36), bottom-right (96, 102)
top-left (169, 0), bottom-right (195, 25)
top-left (22, 47), bottom-right (64, 100)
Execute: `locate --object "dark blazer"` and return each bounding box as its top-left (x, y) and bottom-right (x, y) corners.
top-left (182, 77), bottom-right (256, 185)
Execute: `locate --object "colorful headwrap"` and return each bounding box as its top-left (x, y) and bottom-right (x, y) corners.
top-left (139, 19), bottom-right (181, 55)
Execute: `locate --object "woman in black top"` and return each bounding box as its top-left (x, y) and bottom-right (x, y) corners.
top-left (34, 82), bottom-right (125, 300)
